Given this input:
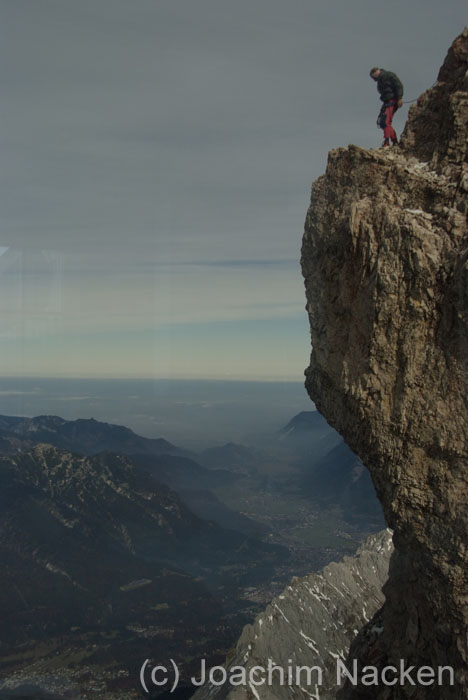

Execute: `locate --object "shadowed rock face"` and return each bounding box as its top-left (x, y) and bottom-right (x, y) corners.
top-left (301, 27), bottom-right (468, 699)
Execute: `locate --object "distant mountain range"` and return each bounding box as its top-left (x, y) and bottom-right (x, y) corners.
top-left (0, 414), bottom-right (184, 457)
top-left (0, 410), bottom-right (384, 697)
top-left (199, 443), bottom-right (263, 474)
top-left (277, 410), bottom-right (342, 456)
top-left (0, 410), bottom-right (383, 531)
top-left (279, 409), bottom-right (331, 436)
top-left (0, 413), bottom-right (267, 538)
top-left (0, 410), bottom-right (383, 534)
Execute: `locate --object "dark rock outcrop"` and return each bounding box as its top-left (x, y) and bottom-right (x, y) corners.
top-left (301, 27), bottom-right (468, 699)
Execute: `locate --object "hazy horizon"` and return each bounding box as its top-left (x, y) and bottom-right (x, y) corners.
top-left (0, 376), bottom-right (314, 450)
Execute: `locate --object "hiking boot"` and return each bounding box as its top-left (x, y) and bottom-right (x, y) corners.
top-left (381, 138), bottom-right (390, 147)
top-left (391, 136), bottom-right (399, 145)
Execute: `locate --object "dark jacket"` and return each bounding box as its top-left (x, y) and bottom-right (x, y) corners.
top-left (376, 70), bottom-right (404, 103)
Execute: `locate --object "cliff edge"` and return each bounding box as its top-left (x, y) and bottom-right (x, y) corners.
top-left (301, 27), bottom-right (468, 698)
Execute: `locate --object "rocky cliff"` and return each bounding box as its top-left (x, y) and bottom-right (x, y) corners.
top-left (301, 27), bottom-right (468, 698)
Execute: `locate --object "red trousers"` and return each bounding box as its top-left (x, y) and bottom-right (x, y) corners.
top-left (380, 100), bottom-right (398, 141)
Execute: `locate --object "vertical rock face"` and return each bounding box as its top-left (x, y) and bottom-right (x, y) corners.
top-left (301, 27), bottom-right (468, 699)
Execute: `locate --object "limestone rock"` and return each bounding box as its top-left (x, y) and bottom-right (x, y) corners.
top-left (301, 27), bottom-right (468, 699)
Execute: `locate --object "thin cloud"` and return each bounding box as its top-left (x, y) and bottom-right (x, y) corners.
top-left (0, 0), bottom-right (465, 377)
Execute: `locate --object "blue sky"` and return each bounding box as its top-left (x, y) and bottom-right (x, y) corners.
top-left (0, 0), bottom-right (466, 379)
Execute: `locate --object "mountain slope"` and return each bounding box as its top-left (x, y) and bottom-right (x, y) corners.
top-left (200, 443), bottom-right (263, 474)
top-left (0, 444), bottom-right (286, 647)
top-left (0, 446), bottom-right (201, 638)
top-left (0, 414), bottom-right (183, 457)
top-left (301, 441), bottom-right (384, 523)
top-left (275, 412), bottom-right (383, 525)
top-left (0, 413), bottom-right (258, 537)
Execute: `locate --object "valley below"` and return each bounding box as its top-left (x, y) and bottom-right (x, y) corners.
top-left (0, 410), bottom-right (384, 698)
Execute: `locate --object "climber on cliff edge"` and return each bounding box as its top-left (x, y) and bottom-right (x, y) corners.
top-left (370, 67), bottom-right (404, 147)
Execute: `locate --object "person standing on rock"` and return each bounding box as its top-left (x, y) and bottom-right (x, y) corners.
top-left (370, 67), bottom-right (404, 147)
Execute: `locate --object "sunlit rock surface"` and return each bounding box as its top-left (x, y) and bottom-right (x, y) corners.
top-left (302, 27), bottom-right (468, 699)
